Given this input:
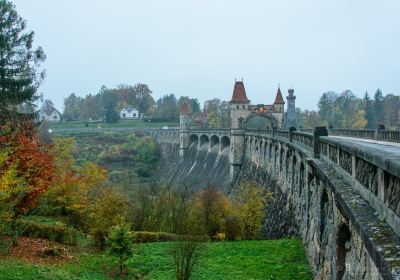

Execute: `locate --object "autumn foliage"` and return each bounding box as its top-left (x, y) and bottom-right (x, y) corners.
top-left (0, 121), bottom-right (54, 213)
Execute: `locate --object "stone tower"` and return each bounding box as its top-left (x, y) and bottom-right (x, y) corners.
top-left (273, 86), bottom-right (285, 127)
top-left (229, 80), bottom-right (251, 129)
top-left (285, 88), bottom-right (297, 128)
top-left (229, 81), bottom-right (249, 183)
top-left (179, 102), bottom-right (191, 158)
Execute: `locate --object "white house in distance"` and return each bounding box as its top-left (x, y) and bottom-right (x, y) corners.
top-left (39, 105), bottom-right (62, 122)
top-left (120, 106), bottom-right (141, 120)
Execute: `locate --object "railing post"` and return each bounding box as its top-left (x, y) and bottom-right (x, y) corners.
top-left (289, 127), bottom-right (297, 143)
top-left (313, 127), bottom-right (328, 158)
top-left (374, 124), bottom-right (385, 140)
top-left (272, 126), bottom-right (277, 137)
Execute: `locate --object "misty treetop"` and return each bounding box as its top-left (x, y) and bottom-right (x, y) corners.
top-left (0, 0), bottom-right (46, 121)
top-left (298, 89), bottom-right (400, 129)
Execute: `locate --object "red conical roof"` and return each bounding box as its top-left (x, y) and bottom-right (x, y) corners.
top-left (181, 102), bottom-right (190, 114)
top-left (230, 81), bottom-right (249, 103)
top-left (274, 87), bottom-right (285, 104)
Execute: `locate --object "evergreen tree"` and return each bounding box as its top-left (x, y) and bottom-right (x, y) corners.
top-left (363, 92), bottom-right (375, 128)
top-left (0, 0), bottom-right (46, 120)
top-left (374, 89), bottom-right (384, 126)
top-left (104, 102), bottom-right (120, 123)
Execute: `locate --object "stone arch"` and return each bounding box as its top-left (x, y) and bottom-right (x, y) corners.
top-left (221, 136), bottom-right (230, 150)
top-left (292, 155), bottom-right (297, 187)
top-left (268, 141), bottom-right (272, 160)
top-left (210, 135), bottom-right (219, 148)
top-left (263, 141), bottom-right (268, 161)
top-left (255, 138), bottom-right (259, 154)
top-left (286, 149), bottom-right (292, 174)
top-left (320, 188), bottom-right (329, 243)
top-left (280, 146), bottom-right (284, 172)
top-left (190, 134), bottom-right (199, 146)
top-left (200, 135), bottom-right (209, 147)
top-left (274, 143), bottom-right (279, 170)
top-left (337, 223), bottom-right (351, 280)
top-left (299, 162), bottom-right (305, 194)
top-left (243, 113), bottom-right (277, 129)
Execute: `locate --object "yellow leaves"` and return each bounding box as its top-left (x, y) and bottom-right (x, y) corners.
top-left (0, 151), bottom-right (27, 201)
top-left (43, 137), bottom-right (108, 223)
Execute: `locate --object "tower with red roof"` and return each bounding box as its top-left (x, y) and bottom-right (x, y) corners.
top-left (229, 80), bottom-right (251, 129)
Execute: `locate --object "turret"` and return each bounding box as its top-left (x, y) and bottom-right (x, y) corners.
top-left (228, 80), bottom-right (250, 183)
top-left (273, 86), bottom-right (285, 113)
top-left (179, 102), bottom-right (191, 158)
top-left (229, 80), bottom-right (251, 129)
top-left (285, 88), bottom-right (298, 128)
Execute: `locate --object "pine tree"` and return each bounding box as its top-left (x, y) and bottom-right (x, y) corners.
top-left (0, 1), bottom-right (46, 120)
top-left (374, 89), bottom-right (384, 126)
top-left (363, 92), bottom-right (375, 128)
top-left (104, 102), bottom-right (120, 123)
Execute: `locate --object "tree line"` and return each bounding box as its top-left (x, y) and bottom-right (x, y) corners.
top-left (62, 85), bottom-right (202, 122)
top-left (298, 89), bottom-right (400, 129)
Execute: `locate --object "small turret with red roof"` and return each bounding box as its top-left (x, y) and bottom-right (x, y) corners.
top-left (273, 86), bottom-right (285, 113)
top-left (180, 101), bottom-right (190, 115)
top-left (179, 101), bottom-right (191, 131)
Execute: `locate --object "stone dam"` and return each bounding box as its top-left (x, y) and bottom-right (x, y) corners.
top-left (148, 127), bottom-right (400, 280)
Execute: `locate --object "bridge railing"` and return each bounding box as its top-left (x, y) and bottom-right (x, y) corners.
top-left (188, 128), bottom-right (231, 134)
top-left (328, 128), bottom-right (375, 139)
top-left (377, 130), bottom-right (400, 142)
top-left (275, 129), bottom-right (289, 139)
top-left (292, 131), bottom-right (314, 149)
top-left (300, 127), bottom-right (400, 143)
top-left (319, 136), bottom-right (400, 236)
top-left (244, 127), bottom-right (400, 236)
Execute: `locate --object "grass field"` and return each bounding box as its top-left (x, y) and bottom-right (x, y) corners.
top-left (0, 239), bottom-right (312, 280)
top-left (49, 120), bottom-right (179, 130)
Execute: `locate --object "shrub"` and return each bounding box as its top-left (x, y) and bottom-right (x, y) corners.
top-left (192, 185), bottom-right (230, 238)
top-left (213, 232), bottom-right (225, 241)
top-left (170, 236), bottom-right (206, 280)
top-left (131, 231), bottom-right (159, 243)
top-left (234, 182), bottom-right (271, 240)
top-left (108, 223), bottom-right (133, 277)
top-left (223, 213), bottom-right (243, 241)
top-left (131, 231), bottom-right (183, 243)
top-left (18, 219), bottom-right (77, 245)
top-left (88, 187), bottom-right (130, 249)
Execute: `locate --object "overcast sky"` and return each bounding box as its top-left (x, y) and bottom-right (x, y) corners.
top-left (12, 0), bottom-right (400, 111)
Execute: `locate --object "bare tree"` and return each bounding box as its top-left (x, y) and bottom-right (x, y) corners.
top-left (170, 236), bottom-right (206, 280)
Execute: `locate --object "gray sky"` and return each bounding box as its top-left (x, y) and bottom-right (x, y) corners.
top-left (12, 0), bottom-right (400, 111)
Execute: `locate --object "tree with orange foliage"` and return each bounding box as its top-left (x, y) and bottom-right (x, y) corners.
top-left (0, 121), bottom-right (55, 244)
top-left (42, 137), bottom-right (108, 228)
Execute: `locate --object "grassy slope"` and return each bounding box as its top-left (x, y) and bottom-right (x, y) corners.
top-left (0, 239), bottom-right (312, 280)
top-left (49, 120), bottom-right (179, 130)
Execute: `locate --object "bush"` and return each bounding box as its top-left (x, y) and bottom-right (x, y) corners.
top-left (18, 219), bottom-right (77, 245)
top-left (131, 231), bottom-right (181, 243)
top-left (88, 187), bottom-right (130, 250)
top-left (223, 213), bottom-right (243, 241)
top-left (107, 223), bottom-right (133, 276)
top-left (213, 232), bottom-right (225, 241)
top-left (130, 231), bottom-right (190, 243)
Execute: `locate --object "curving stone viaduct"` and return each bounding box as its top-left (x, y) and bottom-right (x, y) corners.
top-left (149, 126), bottom-right (400, 280)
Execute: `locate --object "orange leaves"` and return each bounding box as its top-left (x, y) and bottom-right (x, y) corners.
top-left (0, 120), bottom-right (55, 212)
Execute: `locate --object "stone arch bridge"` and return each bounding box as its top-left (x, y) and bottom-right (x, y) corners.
top-left (148, 127), bottom-right (400, 280)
